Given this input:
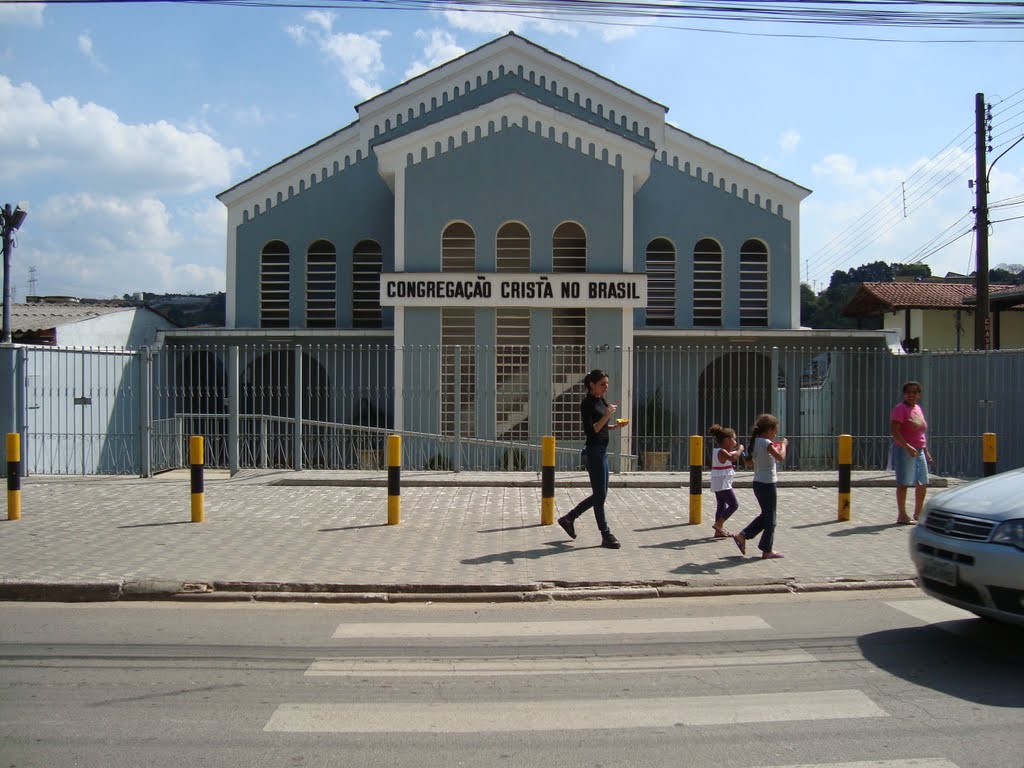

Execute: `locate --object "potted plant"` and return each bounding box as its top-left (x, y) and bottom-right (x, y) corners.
top-left (352, 396), bottom-right (387, 469)
top-left (635, 389), bottom-right (677, 471)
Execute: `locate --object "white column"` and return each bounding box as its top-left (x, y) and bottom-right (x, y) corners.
top-left (394, 166), bottom-right (406, 271)
top-left (622, 171), bottom-right (634, 272)
top-left (225, 208), bottom-right (243, 328)
top-left (393, 306), bottom-right (404, 432)
top-left (620, 307), bottom-right (634, 468)
top-left (789, 205), bottom-right (801, 328)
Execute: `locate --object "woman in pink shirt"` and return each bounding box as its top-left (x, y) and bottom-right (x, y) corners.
top-left (890, 380), bottom-right (933, 524)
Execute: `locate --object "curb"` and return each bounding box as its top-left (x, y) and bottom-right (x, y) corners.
top-left (0, 577), bottom-right (920, 604)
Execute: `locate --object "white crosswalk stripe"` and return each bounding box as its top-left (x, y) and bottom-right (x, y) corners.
top-left (885, 598), bottom-right (975, 625)
top-left (331, 615), bottom-right (769, 638)
top-left (305, 648), bottom-right (817, 676)
top-left (761, 761), bottom-right (959, 768)
top-left (264, 689), bottom-right (887, 733)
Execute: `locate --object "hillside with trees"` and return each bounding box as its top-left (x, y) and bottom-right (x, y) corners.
top-left (800, 262), bottom-right (1024, 329)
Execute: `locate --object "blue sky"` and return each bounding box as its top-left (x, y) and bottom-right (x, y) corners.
top-left (1, 1), bottom-right (1022, 300)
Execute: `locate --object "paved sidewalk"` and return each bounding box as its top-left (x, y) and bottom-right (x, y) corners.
top-left (0, 470), bottom-right (954, 602)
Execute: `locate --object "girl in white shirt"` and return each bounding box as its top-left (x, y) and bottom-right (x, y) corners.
top-left (707, 424), bottom-right (744, 538)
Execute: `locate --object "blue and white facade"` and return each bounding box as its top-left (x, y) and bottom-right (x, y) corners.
top-left (213, 33), bottom-right (811, 448)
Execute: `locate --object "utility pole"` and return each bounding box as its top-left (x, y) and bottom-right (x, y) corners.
top-left (2, 202), bottom-right (29, 344)
top-left (973, 92), bottom-right (991, 351)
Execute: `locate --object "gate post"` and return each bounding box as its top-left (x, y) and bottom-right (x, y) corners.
top-left (228, 345), bottom-right (239, 475)
top-left (453, 345), bottom-right (462, 473)
top-left (293, 344), bottom-right (303, 471)
top-left (139, 346), bottom-right (152, 478)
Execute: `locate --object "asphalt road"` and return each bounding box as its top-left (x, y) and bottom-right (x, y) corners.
top-left (1, 589), bottom-right (1022, 768)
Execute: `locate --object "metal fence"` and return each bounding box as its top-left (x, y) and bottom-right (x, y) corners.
top-left (5, 341), bottom-right (1021, 478)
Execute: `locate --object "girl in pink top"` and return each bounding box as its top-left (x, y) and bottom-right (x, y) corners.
top-left (890, 380), bottom-right (934, 524)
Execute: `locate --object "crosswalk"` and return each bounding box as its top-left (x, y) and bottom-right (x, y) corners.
top-left (263, 598), bottom-right (971, 767)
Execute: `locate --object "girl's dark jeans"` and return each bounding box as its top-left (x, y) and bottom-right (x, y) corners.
top-left (741, 481), bottom-right (777, 552)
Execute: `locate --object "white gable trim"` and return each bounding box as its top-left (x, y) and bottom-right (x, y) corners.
top-left (661, 125), bottom-right (811, 220)
top-left (374, 92), bottom-right (654, 193)
top-left (358, 34), bottom-right (666, 153)
top-left (217, 123), bottom-right (365, 221)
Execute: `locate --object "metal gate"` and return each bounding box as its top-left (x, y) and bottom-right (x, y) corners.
top-left (22, 346), bottom-right (142, 475)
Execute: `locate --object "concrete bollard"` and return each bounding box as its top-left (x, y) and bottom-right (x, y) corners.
top-left (838, 434), bottom-right (852, 521)
top-left (982, 432), bottom-right (997, 477)
top-left (387, 434), bottom-right (401, 525)
top-left (541, 436), bottom-right (555, 526)
top-left (190, 435), bottom-right (204, 523)
top-left (7, 433), bottom-right (21, 521)
top-left (689, 435), bottom-right (703, 525)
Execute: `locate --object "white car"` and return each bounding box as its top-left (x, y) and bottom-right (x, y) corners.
top-left (909, 468), bottom-right (1024, 627)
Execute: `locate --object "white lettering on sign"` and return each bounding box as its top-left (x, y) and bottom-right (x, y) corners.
top-left (380, 273), bottom-right (647, 308)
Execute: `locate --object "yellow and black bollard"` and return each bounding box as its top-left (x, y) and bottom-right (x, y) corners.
top-left (190, 435), bottom-right (204, 523)
top-left (838, 434), bottom-right (852, 521)
top-left (7, 433), bottom-right (21, 521)
top-left (688, 434), bottom-right (703, 525)
top-left (387, 434), bottom-right (401, 525)
top-left (541, 435), bottom-right (555, 525)
top-left (982, 432), bottom-right (997, 477)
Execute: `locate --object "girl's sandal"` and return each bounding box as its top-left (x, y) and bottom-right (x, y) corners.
top-left (761, 551), bottom-right (784, 559)
top-left (732, 535), bottom-right (746, 555)
top-left (713, 529), bottom-right (731, 538)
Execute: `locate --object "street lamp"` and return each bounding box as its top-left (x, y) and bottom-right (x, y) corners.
top-left (2, 202), bottom-right (29, 344)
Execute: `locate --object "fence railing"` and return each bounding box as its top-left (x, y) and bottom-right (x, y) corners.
top-left (5, 342), bottom-right (1021, 477)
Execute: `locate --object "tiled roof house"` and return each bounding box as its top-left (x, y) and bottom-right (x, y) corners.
top-left (843, 281), bottom-right (1024, 351)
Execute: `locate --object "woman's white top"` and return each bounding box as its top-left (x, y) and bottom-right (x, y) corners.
top-left (710, 447), bottom-right (736, 492)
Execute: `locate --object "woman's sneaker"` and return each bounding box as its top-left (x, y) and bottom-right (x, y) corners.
top-left (601, 533), bottom-right (621, 549)
top-left (557, 515), bottom-right (577, 539)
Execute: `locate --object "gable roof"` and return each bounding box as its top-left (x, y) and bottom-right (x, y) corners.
top-left (218, 32), bottom-right (809, 222)
top-left (843, 281), bottom-right (1024, 317)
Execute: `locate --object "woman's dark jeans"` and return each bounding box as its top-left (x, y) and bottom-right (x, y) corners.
top-left (741, 481), bottom-right (778, 553)
top-left (568, 444), bottom-right (610, 534)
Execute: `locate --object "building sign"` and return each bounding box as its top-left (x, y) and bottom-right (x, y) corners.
top-left (380, 273), bottom-right (647, 308)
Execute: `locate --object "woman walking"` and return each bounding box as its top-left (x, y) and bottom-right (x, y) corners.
top-left (557, 369), bottom-right (626, 549)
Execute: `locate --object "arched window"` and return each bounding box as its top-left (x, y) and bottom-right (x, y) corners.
top-left (552, 222), bottom-right (586, 272)
top-left (739, 239), bottom-right (769, 327)
top-left (440, 224), bottom-right (476, 438)
top-left (260, 240), bottom-right (290, 328)
top-left (551, 223), bottom-right (587, 439)
top-left (693, 238), bottom-right (723, 327)
top-left (306, 239), bottom-right (336, 328)
top-left (496, 222), bottom-right (530, 272)
top-left (441, 222), bottom-right (475, 271)
top-left (352, 240), bottom-right (383, 329)
top-left (645, 238), bottom-right (676, 327)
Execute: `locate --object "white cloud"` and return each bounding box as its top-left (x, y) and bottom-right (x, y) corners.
top-left (779, 129), bottom-right (800, 154)
top-left (0, 2), bottom-right (44, 26)
top-left (77, 31), bottom-right (106, 71)
top-left (0, 76), bottom-right (244, 195)
top-left (404, 29), bottom-right (466, 81)
top-left (21, 193), bottom-right (225, 297)
top-left (802, 148), bottom-right (1024, 284)
top-left (287, 12), bottom-right (390, 101)
top-left (442, 7), bottom-right (578, 37)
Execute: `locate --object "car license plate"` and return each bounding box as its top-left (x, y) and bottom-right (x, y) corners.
top-left (921, 557), bottom-right (958, 587)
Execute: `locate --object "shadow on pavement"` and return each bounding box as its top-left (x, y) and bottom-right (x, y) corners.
top-left (791, 519), bottom-right (843, 530)
top-left (640, 536), bottom-right (725, 551)
top-left (319, 523), bottom-right (390, 532)
top-left (461, 541), bottom-right (584, 565)
top-left (669, 556), bottom-right (753, 576)
top-left (857, 622), bottom-right (1024, 707)
top-left (117, 521), bottom-right (191, 528)
top-left (478, 523), bottom-right (546, 533)
top-left (829, 522), bottom-right (901, 537)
